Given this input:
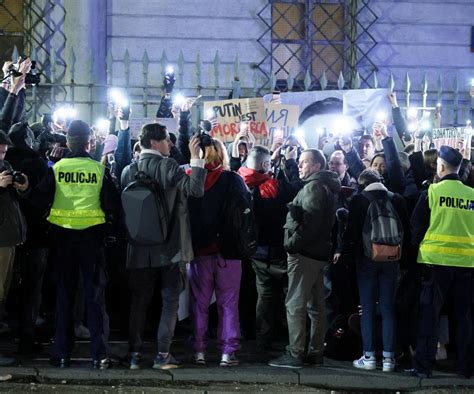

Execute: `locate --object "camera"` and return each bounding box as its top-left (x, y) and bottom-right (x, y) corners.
top-left (195, 129), bottom-right (213, 150)
top-left (280, 145), bottom-right (302, 158)
top-left (7, 171), bottom-right (26, 185)
top-left (8, 59), bottom-right (41, 86)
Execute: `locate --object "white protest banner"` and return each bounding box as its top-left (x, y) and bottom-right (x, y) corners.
top-left (263, 89), bottom-right (392, 152)
top-left (128, 117), bottom-right (178, 139)
top-left (265, 104), bottom-right (299, 142)
top-left (203, 98), bottom-right (268, 143)
top-left (431, 127), bottom-right (466, 150)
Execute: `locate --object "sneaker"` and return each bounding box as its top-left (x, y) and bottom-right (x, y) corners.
top-left (219, 353), bottom-right (239, 367)
top-left (129, 352), bottom-right (142, 370)
top-left (435, 345), bottom-right (447, 361)
top-left (92, 358), bottom-right (111, 370)
top-left (153, 353), bottom-right (180, 370)
top-left (74, 324), bottom-right (90, 339)
top-left (353, 355), bottom-right (376, 370)
top-left (268, 352), bottom-right (303, 369)
top-left (193, 352), bottom-right (206, 365)
top-left (382, 357), bottom-right (396, 372)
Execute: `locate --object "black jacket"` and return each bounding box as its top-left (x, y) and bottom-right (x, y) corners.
top-left (0, 160), bottom-right (27, 247)
top-left (4, 145), bottom-right (50, 248)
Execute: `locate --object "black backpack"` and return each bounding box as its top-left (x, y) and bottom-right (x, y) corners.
top-left (121, 160), bottom-right (170, 246)
top-left (217, 172), bottom-right (257, 260)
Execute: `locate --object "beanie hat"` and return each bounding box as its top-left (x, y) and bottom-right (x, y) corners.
top-left (102, 134), bottom-right (118, 155)
top-left (439, 145), bottom-right (462, 168)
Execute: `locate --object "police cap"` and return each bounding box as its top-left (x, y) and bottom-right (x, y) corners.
top-left (439, 145), bottom-right (462, 168)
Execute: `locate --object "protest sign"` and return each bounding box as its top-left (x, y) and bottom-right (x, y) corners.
top-left (265, 104), bottom-right (299, 142)
top-left (431, 127), bottom-right (466, 150)
top-left (128, 117), bottom-right (178, 139)
top-left (203, 98), bottom-right (268, 143)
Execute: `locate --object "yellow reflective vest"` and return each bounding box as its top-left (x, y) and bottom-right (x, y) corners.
top-left (417, 179), bottom-right (474, 268)
top-left (48, 157), bottom-right (106, 230)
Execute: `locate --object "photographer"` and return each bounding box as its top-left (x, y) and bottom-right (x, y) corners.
top-left (237, 145), bottom-right (297, 352)
top-left (0, 130), bottom-right (29, 365)
top-left (5, 122), bottom-right (49, 353)
top-left (0, 58), bottom-right (31, 131)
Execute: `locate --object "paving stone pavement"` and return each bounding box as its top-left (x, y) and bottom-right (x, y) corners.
top-left (0, 336), bottom-right (473, 392)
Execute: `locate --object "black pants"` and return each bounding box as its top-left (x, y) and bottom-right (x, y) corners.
top-left (252, 258), bottom-right (287, 346)
top-left (128, 264), bottom-right (180, 354)
top-left (52, 227), bottom-right (108, 360)
top-left (17, 247), bottom-right (48, 345)
top-left (413, 265), bottom-right (472, 376)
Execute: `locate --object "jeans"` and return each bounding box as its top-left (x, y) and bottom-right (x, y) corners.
top-left (356, 258), bottom-right (399, 357)
top-left (188, 254), bottom-right (241, 354)
top-left (286, 253), bottom-right (326, 358)
top-left (128, 264), bottom-right (180, 354)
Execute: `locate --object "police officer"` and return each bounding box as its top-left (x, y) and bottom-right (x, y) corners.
top-left (409, 145), bottom-right (474, 378)
top-left (33, 120), bottom-right (120, 369)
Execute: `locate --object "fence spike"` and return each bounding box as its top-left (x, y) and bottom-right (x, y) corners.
top-left (389, 72), bottom-right (395, 92)
top-left (436, 74), bottom-right (443, 105)
top-left (287, 70), bottom-right (294, 91)
top-left (234, 53), bottom-right (240, 80)
top-left (320, 71), bottom-right (328, 91)
top-left (213, 50), bottom-right (220, 89)
top-left (372, 71), bottom-right (378, 89)
top-left (160, 50), bottom-right (168, 76)
top-left (142, 50), bottom-right (149, 85)
top-left (270, 72), bottom-right (277, 92)
top-left (50, 51), bottom-right (57, 82)
top-left (69, 47), bottom-right (76, 81)
top-left (87, 49), bottom-right (94, 84)
top-left (304, 69), bottom-right (311, 91)
top-left (12, 46), bottom-right (19, 62)
top-left (421, 72), bottom-right (428, 109)
top-left (337, 71), bottom-right (345, 90)
top-left (177, 50), bottom-right (185, 89)
top-left (453, 73), bottom-right (459, 126)
top-left (105, 49), bottom-right (113, 85)
top-left (124, 49), bottom-right (130, 87)
top-left (353, 71), bottom-right (361, 89)
top-left (195, 52), bottom-right (201, 87)
top-left (253, 67), bottom-right (258, 97)
top-left (404, 72), bottom-right (410, 108)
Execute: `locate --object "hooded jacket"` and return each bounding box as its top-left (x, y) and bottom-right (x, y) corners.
top-left (284, 170), bottom-right (341, 261)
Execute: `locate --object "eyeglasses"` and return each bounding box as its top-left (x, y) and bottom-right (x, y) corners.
top-left (328, 161), bottom-right (344, 166)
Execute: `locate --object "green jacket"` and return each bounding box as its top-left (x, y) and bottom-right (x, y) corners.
top-left (284, 170), bottom-right (341, 261)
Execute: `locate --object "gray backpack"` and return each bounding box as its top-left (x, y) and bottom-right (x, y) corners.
top-left (362, 191), bottom-right (403, 262)
top-left (121, 160), bottom-right (170, 246)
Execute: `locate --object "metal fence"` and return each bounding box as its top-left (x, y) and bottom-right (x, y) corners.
top-left (20, 46), bottom-right (474, 128)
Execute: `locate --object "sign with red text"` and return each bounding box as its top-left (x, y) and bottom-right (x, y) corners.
top-left (203, 98), bottom-right (268, 143)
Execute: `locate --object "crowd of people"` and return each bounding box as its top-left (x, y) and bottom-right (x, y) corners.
top-left (0, 56), bottom-right (473, 379)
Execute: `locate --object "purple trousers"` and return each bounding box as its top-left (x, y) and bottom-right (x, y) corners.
top-left (188, 254), bottom-right (241, 354)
